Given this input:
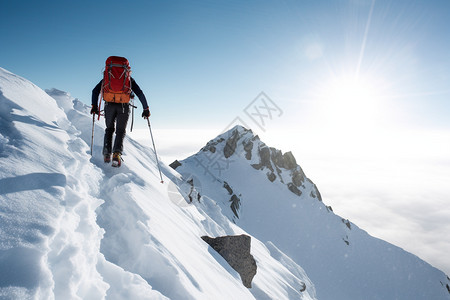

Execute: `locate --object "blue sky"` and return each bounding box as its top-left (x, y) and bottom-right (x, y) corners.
top-left (2, 0), bottom-right (450, 275)
top-left (2, 0), bottom-right (449, 130)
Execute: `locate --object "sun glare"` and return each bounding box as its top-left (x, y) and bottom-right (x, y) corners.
top-left (319, 75), bottom-right (384, 134)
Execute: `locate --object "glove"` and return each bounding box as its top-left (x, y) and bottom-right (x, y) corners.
top-left (142, 108), bottom-right (150, 118)
top-left (90, 105), bottom-right (99, 115)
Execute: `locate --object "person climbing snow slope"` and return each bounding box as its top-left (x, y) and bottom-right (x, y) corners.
top-left (90, 56), bottom-right (150, 167)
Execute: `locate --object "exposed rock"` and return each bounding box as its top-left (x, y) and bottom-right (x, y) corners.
top-left (169, 160), bottom-right (182, 170)
top-left (243, 140), bottom-right (253, 160)
top-left (230, 194), bottom-right (241, 219)
top-left (223, 182), bottom-right (240, 218)
top-left (342, 219), bottom-right (351, 230)
top-left (270, 149), bottom-right (297, 170)
top-left (300, 282), bottom-right (307, 292)
top-left (282, 151), bottom-right (297, 169)
top-left (275, 165), bottom-right (284, 184)
top-left (260, 146), bottom-right (271, 169)
top-left (249, 143), bottom-right (311, 193)
top-left (308, 183), bottom-right (322, 202)
top-left (287, 183), bottom-right (302, 196)
top-left (315, 186), bottom-right (323, 202)
top-left (292, 169), bottom-right (305, 187)
top-left (266, 172), bottom-right (276, 182)
top-left (270, 148), bottom-right (283, 169)
top-left (186, 178), bottom-right (201, 203)
top-left (310, 184), bottom-right (322, 202)
top-left (251, 145), bottom-right (273, 171)
top-left (223, 181), bottom-right (233, 195)
top-left (224, 129), bottom-right (240, 158)
top-left (201, 137), bottom-right (224, 153)
top-left (446, 283), bottom-right (450, 294)
top-left (201, 235), bottom-right (257, 288)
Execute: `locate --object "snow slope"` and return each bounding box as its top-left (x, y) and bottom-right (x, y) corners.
top-left (174, 126), bottom-right (450, 300)
top-left (0, 67), bottom-right (317, 300)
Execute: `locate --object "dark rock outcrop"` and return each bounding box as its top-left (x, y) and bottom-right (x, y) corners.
top-left (287, 183), bottom-right (302, 196)
top-left (291, 169), bottom-right (304, 187)
top-left (186, 177), bottom-right (201, 203)
top-left (243, 140), bottom-right (253, 160)
top-left (310, 183), bottom-right (322, 202)
top-left (442, 278), bottom-right (450, 294)
top-left (201, 235), bottom-right (257, 288)
top-left (224, 129), bottom-right (240, 158)
top-left (249, 141), bottom-right (312, 197)
top-left (267, 172), bottom-right (276, 182)
top-left (169, 160), bottom-right (182, 170)
top-left (223, 181), bottom-right (241, 219)
top-left (271, 148), bottom-right (284, 169)
top-left (270, 149), bottom-right (297, 170)
top-left (223, 181), bottom-right (233, 195)
top-left (300, 282), bottom-right (307, 292)
top-left (230, 195), bottom-right (241, 219)
top-left (282, 151), bottom-right (297, 169)
top-left (251, 145), bottom-right (273, 171)
top-left (201, 137), bottom-right (224, 153)
top-left (342, 219), bottom-right (351, 230)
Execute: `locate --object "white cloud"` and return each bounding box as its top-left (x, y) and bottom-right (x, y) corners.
top-left (290, 129), bottom-right (450, 276)
top-left (128, 127), bottom-right (220, 165)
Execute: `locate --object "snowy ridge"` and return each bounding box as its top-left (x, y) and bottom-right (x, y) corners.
top-left (175, 125), bottom-right (450, 300)
top-left (0, 68), bottom-right (164, 299)
top-left (0, 67), bottom-right (317, 299)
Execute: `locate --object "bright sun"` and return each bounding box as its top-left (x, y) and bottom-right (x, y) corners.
top-left (319, 75), bottom-right (384, 134)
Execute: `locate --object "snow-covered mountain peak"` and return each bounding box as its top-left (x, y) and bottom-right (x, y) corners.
top-left (192, 124), bottom-right (322, 202)
top-left (175, 125), bottom-right (450, 300)
top-left (199, 125), bottom-right (256, 159)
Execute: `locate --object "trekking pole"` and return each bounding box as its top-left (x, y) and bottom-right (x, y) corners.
top-left (130, 93), bottom-right (136, 132)
top-left (129, 103), bottom-right (137, 132)
top-left (90, 113), bottom-right (95, 156)
top-left (146, 118), bottom-right (164, 184)
top-left (90, 85), bottom-right (103, 156)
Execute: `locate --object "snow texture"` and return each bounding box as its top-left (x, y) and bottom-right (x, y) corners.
top-left (176, 125), bottom-right (450, 300)
top-left (0, 67), bottom-right (318, 299)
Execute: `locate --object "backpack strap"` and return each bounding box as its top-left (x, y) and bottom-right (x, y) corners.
top-left (106, 63), bottom-right (131, 90)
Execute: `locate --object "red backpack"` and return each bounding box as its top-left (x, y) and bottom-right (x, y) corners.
top-left (102, 56), bottom-right (132, 103)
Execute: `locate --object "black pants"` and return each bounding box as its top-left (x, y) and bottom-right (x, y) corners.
top-left (103, 102), bottom-right (130, 155)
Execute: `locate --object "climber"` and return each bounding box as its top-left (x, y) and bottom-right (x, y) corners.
top-left (90, 56), bottom-right (150, 167)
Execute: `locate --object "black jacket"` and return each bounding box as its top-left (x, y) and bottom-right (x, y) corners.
top-left (91, 77), bottom-right (149, 109)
